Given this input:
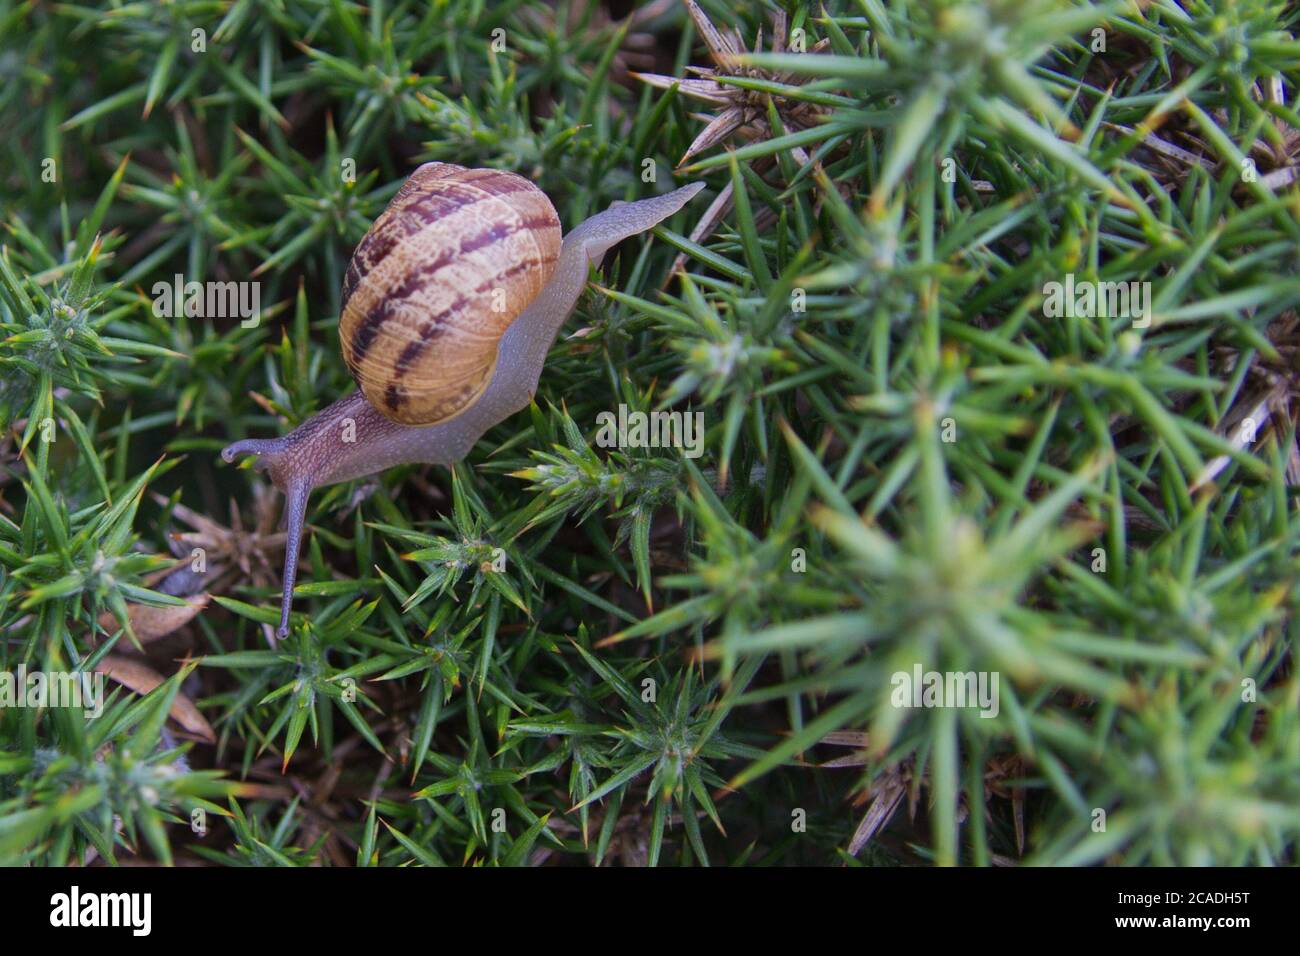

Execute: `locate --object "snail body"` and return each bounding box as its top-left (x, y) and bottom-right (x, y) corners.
top-left (221, 163), bottom-right (703, 636)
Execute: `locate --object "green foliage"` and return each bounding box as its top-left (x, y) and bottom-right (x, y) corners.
top-left (1, 0), bottom-right (1298, 866)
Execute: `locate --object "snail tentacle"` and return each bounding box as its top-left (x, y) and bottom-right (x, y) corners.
top-left (221, 436), bottom-right (289, 463)
top-left (276, 480), bottom-right (310, 636)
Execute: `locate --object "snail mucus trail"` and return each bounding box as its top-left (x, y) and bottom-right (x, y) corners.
top-left (221, 163), bottom-right (704, 636)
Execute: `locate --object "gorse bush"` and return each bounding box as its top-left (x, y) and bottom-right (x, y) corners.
top-left (1, 0), bottom-right (1298, 867)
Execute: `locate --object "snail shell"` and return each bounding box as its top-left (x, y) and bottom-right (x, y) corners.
top-left (338, 163), bottom-right (563, 426)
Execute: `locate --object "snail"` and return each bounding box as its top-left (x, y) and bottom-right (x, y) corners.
top-left (221, 163), bottom-right (704, 637)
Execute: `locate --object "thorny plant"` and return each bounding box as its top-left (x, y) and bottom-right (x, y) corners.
top-left (1, 0), bottom-right (1299, 867)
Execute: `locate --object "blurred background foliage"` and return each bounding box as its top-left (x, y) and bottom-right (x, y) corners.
top-left (1, 0), bottom-right (1299, 865)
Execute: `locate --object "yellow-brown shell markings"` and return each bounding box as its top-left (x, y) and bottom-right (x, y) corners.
top-left (339, 163), bottom-right (562, 426)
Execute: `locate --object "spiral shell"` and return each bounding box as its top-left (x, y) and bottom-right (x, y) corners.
top-left (338, 163), bottom-right (562, 426)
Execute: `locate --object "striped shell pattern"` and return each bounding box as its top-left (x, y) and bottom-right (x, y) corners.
top-left (339, 163), bottom-right (563, 426)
